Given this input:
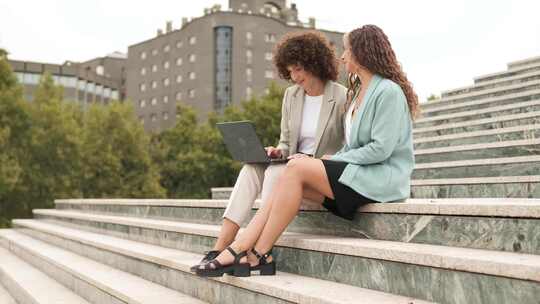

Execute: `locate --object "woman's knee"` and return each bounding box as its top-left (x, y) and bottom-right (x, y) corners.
top-left (284, 158), bottom-right (308, 178)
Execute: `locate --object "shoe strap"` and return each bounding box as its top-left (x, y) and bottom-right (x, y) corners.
top-left (251, 248), bottom-right (272, 263)
top-left (226, 246), bottom-right (247, 263)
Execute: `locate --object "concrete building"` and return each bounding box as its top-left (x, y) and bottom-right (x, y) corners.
top-left (127, 0), bottom-right (344, 132)
top-left (9, 52), bottom-right (126, 107)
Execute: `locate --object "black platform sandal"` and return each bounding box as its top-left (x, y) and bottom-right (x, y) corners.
top-left (195, 247), bottom-right (250, 277)
top-left (190, 250), bottom-right (221, 272)
top-left (250, 248), bottom-right (276, 276)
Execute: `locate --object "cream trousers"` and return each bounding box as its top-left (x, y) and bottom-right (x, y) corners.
top-left (223, 163), bottom-right (286, 226)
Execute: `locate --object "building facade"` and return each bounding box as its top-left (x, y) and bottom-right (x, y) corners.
top-left (9, 53), bottom-right (126, 107)
top-left (127, 0), bottom-right (344, 132)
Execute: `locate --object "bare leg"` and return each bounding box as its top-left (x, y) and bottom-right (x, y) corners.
top-left (207, 158), bottom-right (332, 267)
top-left (252, 158), bottom-right (332, 254)
top-left (212, 218), bottom-right (240, 251)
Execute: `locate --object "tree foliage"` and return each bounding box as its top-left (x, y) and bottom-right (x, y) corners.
top-left (0, 50), bottom-right (285, 225)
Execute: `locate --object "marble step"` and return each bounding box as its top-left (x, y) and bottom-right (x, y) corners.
top-left (413, 111), bottom-right (540, 138)
top-left (474, 59), bottom-right (540, 84)
top-left (0, 283), bottom-right (16, 304)
top-left (12, 219), bottom-right (540, 304)
top-left (0, 245), bottom-right (91, 304)
top-left (412, 155), bottom-right (540, 179)
top-left (507, 56), bottom-right (540, 70)
top-left (9, 220), bottom-right (431, 304)
top-left (0, 229), bottom-right (206, 304)
top-left (414, 138), bottom-right (540, 163)
top-left (211, 175), bottom-right (540, 200)
top-left (35, 200), bottom-right (540, 254)
top-left (414, 124), bottom-right (540, 150)
top-left (414, 99), bottom-right (540, 129)
top-left (421, 78), bottom-right (540, 109)
top-left (410, 175), bottom-right (540, 198)
top-left (439, 71), bottom-right (540, 103)
top-left (422, 89), bottom-right (540, 118)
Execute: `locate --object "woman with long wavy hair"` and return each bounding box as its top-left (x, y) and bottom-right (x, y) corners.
top-left (195, 24), bottom-right (419, 277)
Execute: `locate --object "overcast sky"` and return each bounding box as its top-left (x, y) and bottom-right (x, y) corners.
top-left (1, 0), bottom-right (539, 101)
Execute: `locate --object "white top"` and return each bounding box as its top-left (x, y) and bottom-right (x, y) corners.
top-left (345, 101), bottom-right (355, 146)
top-left (297, 94), bottom-right (323, 155)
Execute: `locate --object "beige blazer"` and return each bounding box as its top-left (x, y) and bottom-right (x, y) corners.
top-left (276, 81), bottom-right (347, 158)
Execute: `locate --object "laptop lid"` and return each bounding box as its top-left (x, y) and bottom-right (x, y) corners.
top-left (216, 121), bottom-right (273, 164)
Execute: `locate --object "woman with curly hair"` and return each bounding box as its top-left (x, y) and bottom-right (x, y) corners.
top-left (195, 24), bottom-right (418, 278)
top-left (191, 31), bottom-right (348, 274)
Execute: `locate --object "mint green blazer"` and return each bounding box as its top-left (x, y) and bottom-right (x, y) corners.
top-left (330, 74), bottom-right (414, 203)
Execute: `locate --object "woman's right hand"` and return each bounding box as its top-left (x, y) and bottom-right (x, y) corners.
top-left (265, 146), bottom-right (282, 159)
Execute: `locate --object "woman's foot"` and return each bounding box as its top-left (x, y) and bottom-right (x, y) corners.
top-left (190, 250), bottom-right (221, 272)
top-left (195, 246), bottom-right (250, 277)
top-left (247, 248), bottom-right (276, 276)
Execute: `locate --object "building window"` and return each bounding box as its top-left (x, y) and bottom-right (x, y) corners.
top-left (246, 31), bottom-right (252, 40)
top-left (151, 97), bottom-right (157, 105)
top-left (215, 26), bottom-right (233, 111)
top-left (176, 75), bottom-right (183, 83)
top-left (189, 54), bottom-right (196, 63)
top-left (163, 95), bottom-right (169, 103)
top-left (163, 78), bottom-right (170, 87)
top-left (77, 79), bottom-right (87, 90)
top-left (152, 49), bottom-right (158, 56)
top-left (176, 92), bottom-right (182, 100)
top-left (189, 72), bottom-right (196, 80)
top-left (140, 51), bottom-right (147, 60)
top-left (163, 61), bottom-right (170, 69)
top-left (264, 88), bottom-right (270, 95)
top-left (104, 87), bottom-right (111, 98)
top-left (96, 65), bottom-right (104, 76)
top-left (265, 70), bottom-right (274, 79)
top-left (111, 90), bottom-right (118, 100)
top-left (188, 89), bottom-right (195, 98)
top-left (152, 64), bottom-right (158, 72)
top-left (264, 33), bottom-right (276, 43)
top-left (265, 52), bottom-right (273, 61)
top-left (140, 67), bottom-right (146, 76)
top-left (176, 41), bottom-right (183, 48)
top-left (151, 81), bottom-right (157, 89)
top-left (246, 68), bottom-right (252, 82)
top-left (163, 112), bottom-right (169, 120)
top-left (189, 36), bottom-right (197, 45)
top-left (246, 49), bottom-right (252, 64)
top-left (139, 83), bottom-right (146, 92)
top-left (139, 99), bottom-right (146, 107)
top-left (246, 86), bottom-right (252, 99)
top-left (163, 44), bottom-right (170, 52)
top-left (176, 58), bottom-right (183, 66)
top-left (139, 116), bottom-right (145, 125)
top-left (151, 114), bottom-right (157, 122)
top-left (87, 82), bottom-right (95, 94)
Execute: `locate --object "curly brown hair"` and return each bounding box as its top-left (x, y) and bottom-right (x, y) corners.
top-left (273, 31), bottom-right (338, 83)
top-left (347, 25), bottom-right (420, 119)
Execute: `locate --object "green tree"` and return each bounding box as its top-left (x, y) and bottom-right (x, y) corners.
top-left (8, 73), bottom-right (84, 218)
top-left (153, 83), bottom-right (285, 198)
top-left (427, 94), bottom-right (440, 102)
top-left (81, 102), bottom-right (165, 198)
top-left (0, 50), bottom-right (30, 227)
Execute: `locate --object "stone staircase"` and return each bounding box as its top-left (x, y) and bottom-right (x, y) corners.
top-left (1, 57), bottom-right (540, 304)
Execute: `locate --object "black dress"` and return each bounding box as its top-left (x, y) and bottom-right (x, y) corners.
top-left (321, 159), bottom-right (378, 220)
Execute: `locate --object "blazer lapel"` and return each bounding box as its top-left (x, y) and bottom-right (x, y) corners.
top-left (289, 87), bottom-right (304, 155)
top-left (313, 82), bottom-right (335, 154)
top-left (350, 74), bottom-right (383, 146)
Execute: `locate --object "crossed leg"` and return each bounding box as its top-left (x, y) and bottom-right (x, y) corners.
top-left (206, 158), bottom-right (333, 268)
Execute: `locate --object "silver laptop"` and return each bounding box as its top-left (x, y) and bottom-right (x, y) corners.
top-left (216, 121), bottom-right (288, 164)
